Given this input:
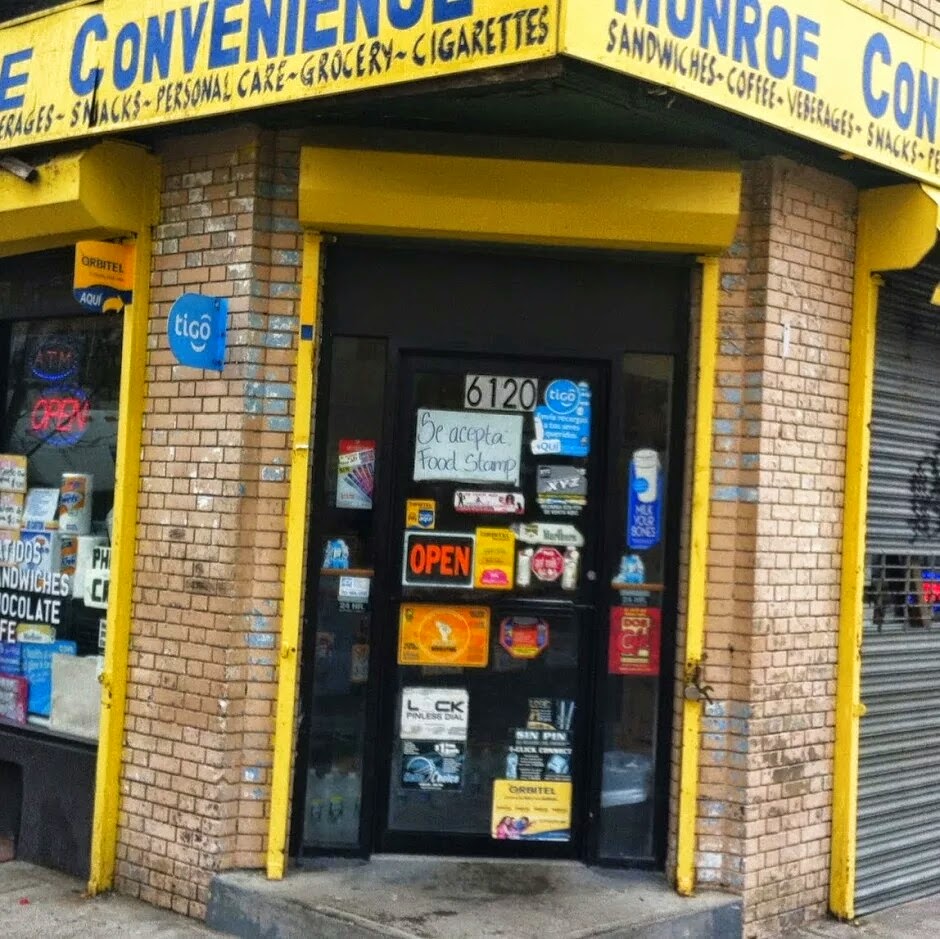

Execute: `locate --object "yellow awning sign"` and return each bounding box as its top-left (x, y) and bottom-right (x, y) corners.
top-left (0, 0), bottom-right (557, 152)
top-left (73, 241), bottom-right (135, 314)
top-left (561, 0), bottom-right (940, 187)
top-left (7, 1), bottom-right (940, 186)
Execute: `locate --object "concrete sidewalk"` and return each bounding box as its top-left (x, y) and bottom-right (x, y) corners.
top-left (4, 856), bottom-right (940, 938)
top-left (0, 861), bottom-right (228, 937)
top-left (791, 895), bottom-right (940, 939)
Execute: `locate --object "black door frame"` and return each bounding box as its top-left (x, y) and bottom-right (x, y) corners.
top-left (289, 240), bottom-right (691, 869)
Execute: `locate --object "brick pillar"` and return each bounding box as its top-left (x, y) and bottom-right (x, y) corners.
top-left (115, 127), bottom-right (302, 917)
top-left (675, 159), bottom-right (856, 937)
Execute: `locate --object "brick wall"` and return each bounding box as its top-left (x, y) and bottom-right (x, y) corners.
top-left (868, 0), bottom-right (940, 40)
top-left (675, 159), bottom-right (856, 938)
top-left (114, 126), bottom-right (303, 917)
top-left (108, 131), bottom-right (857, 935)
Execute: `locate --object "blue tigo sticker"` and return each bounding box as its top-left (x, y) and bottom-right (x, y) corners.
top-left (627, 449), bottom-right (663, 551)
top-left (167, 293), bottom-right (228, 371)
top-left (531, 380), bottom-right (591, 457)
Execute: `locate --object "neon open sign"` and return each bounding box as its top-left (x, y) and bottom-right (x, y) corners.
top-left (29, 388), bottom-right (91, 447)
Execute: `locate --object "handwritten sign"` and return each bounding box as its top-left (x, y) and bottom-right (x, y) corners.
top-left (414, 409), bottom-right (522, 485)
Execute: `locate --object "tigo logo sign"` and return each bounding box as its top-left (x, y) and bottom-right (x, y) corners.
top-left (167, 293), bottom-right (228, 371)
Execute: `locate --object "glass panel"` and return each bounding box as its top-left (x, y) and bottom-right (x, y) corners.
top-left (388, 608), bottom-right (580, 838)
top-left (599, 354), bottom-right (674, 861)
top-left (388, 362), bottom-right (597, 844)
top-left (303, 336), bottom-right (386, 849)
top-left (0, 251), bottom-right (122, 741)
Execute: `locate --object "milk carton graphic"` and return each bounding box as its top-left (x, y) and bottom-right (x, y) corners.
top-left (627, 449), bottom-right (663, 551)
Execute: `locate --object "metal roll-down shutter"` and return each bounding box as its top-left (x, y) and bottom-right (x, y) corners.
top-left (858, 258), bottom-right (940, 915)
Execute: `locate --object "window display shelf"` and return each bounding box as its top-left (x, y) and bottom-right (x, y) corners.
top-left (610, 583), bottom-right (664, 592)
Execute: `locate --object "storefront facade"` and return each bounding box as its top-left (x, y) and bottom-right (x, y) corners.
top-left (1, 1), bottom-right (940, 936)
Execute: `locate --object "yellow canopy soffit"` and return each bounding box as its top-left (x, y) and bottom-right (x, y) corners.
top-left (0, 140), bottom-right (158, 257)
top-left (299, 147), bottom-right (742, 254)
top-left (859, 184), bottom-right (940, 274)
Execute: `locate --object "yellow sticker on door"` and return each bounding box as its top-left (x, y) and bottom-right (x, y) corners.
top-left (473, 528), bottom-right (515, 590)
top-left (405, 499), bottom-right (436, 530)
top-left (491, 780), bottom-right (572, 842)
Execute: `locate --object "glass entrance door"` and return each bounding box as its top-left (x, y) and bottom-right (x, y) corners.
top-left (376, 354), bottom-right (606, 855)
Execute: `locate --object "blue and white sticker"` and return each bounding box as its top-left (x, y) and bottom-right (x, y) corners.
top-left (627, 449), bottom-right (663, 551)
top-left (531, 380), bottom-right (591, 457)
top-left (167, 293), bottom-right (228, 371)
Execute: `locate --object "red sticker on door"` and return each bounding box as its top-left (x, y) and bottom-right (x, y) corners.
top-left (531, 546), bottom-right (565, 582)
top-left (608, 606), bottom-right (661, 676)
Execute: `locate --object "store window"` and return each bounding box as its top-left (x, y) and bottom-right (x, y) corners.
top-left (0, 249), bottom-right (121, 740)
top-left (302, 336), bottom-right (387, 849)
top-left (598, 353), bottom-right (674, 861)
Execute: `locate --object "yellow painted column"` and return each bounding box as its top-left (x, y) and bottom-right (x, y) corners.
top-left (829, 263), bottom-right (879, 921)
top-left (676, 257), bottom-right (720, 896)
top-left (88, 224), bottom-right (155, 894)
top-left (829, 184), bottom-right (940, 920)
top-left (267, 232), bottom-right (323, 879)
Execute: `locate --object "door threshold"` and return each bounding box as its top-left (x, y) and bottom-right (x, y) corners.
top-left (208, 859), bottom-right (742, 939)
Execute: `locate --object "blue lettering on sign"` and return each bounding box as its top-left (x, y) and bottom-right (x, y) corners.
top-left (0, 48), bottom-right (32, 112)
top-left (182, 4), bottom-right (210, 72)
top-left (345, 0), bottom-right (380, 44)
top-left (610, 0), bottom-right (820, 94)
top-left (113, 22), bottom-right (142, 92)
top-left (863, 33), bottom-right (891, 119)
top-left (65, 0), bottom-right (482, 97)
top-left (209, 0), bottom-right (243, 69)
top-left (144, 12), bottom-right (176, 82)
top-left (248, 0), bottom-right (282, 61)
top-left (700, 0), bottom-right (729, 56)
top-left (167, 293), bottom-right (228, 371)
top-left (69, 15), bottom-right (106, 96)
top-left (793, 16), bottom-right (818, 93)
top-left (304, 0), bottom-right (340, 53)
top-left (861, 31), bottom-right (940, 143)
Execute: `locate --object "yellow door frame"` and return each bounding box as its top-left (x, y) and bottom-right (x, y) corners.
top-left (830, 183), bottom-right (940, 920)
top-left (0, 140), bottom-right (159, 895)
top-left (267, 143), bottom-right (743, 881)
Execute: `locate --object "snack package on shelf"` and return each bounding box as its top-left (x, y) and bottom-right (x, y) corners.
top-left (22, 488), bottom-right (59, 530)
top-left (0, 492), bottom-right (24, 529)
top-left (0, 455), bottom-right (26, 494)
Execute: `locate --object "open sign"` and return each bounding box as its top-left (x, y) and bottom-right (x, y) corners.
top-left (403, 532), bottom-right (475, 588)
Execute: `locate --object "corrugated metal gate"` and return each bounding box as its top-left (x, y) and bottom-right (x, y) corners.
top-left (858, 260), bottom-right (940, 915)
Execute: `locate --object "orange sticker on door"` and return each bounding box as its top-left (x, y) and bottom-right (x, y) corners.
top-left (473, 528), bottom-right (515, 589)
top-left (398, 604), bottom-right (490, 668)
